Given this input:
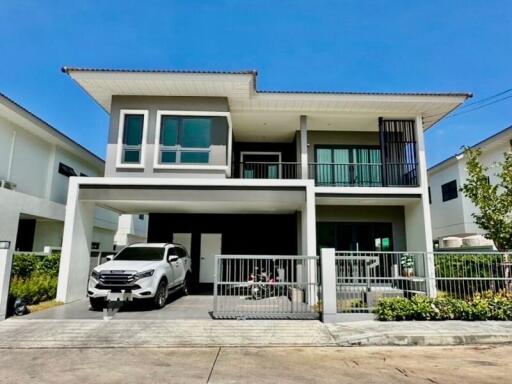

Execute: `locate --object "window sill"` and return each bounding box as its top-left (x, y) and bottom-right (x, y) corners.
top-left (116, 163), bottom-right (145, 169)
top-left (153, 164), bottom-right (228, 171)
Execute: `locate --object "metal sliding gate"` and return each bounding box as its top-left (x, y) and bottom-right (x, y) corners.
top-left (212, 255), bottom-right (320, 319)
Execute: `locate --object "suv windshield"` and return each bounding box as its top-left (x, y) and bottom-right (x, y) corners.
top-left (114, 247), bottom-right (164, 261)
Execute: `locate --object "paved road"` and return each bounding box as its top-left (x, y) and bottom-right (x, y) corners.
top-left (0, 345), bottom-right (510, 383)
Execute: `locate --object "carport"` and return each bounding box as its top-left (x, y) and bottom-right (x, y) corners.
top-left (56, 177), bottom-right (316, 305)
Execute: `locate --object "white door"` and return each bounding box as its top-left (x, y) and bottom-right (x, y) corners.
top-left (200, 233), bottom-right (222, 283)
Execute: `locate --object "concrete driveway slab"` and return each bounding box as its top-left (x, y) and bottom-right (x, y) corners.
top-left (22, 295), bottom-right (214, 320)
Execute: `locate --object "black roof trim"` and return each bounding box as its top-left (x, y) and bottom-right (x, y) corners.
top-left (0, 91), bottom-right (104, 164)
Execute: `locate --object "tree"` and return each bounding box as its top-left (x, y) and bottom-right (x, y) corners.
top-left (460, 147), bottom-right (512, 252)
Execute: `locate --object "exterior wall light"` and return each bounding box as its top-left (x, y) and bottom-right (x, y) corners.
top-left (0, 241), bottom-right (11, 250)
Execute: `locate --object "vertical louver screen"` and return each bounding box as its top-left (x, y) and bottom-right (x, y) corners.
top-left (379, 119), bottom-right (418, 186)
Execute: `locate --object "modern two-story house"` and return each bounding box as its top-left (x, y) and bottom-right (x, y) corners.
top-left (428, 125), bottom-right (511, 249)
top-left (55, 68), bottom-right (470, 303)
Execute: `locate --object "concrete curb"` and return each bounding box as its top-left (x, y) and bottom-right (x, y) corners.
top-left (1, 319), bottom-right (512, 348)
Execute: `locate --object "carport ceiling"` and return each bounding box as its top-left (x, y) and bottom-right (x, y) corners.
top-left (79, 186), bottom-right (306, 214)
top-left (96, 200), bottom-right (300, 214)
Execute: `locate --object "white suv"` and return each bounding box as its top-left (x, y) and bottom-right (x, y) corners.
top-left (88, 243), bottom-right (192, 310)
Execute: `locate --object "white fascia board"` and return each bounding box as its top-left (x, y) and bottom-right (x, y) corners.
top-left (253, 92), bottom-right (468, 104)
top-left (72, 176), bottom-right (314, 189)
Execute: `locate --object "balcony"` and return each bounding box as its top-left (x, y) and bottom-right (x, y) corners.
top-left (237, 161), bottom-right (418, 187)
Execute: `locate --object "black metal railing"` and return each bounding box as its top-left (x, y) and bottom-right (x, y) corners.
top-left (309, 162), bottom-right (418, 187)
top-left (236, 161), bottom-right (418, 187)
top-left (239, 162), bottom-right (301, 179)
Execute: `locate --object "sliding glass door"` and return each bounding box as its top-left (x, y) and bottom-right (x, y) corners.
top-left (315, 146), bottom-right (382, 187)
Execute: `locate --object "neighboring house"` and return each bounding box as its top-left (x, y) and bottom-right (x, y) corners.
top-left (114, 214), bottom-right (148, 247)
top-left (428, 125), bottom-right (512, 249)
top-left (55, 68), bottom-right (470, 303)
top-left (0, 92), bottom-right (145, 253)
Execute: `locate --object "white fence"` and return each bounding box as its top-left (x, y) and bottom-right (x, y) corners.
top-left (321, 249), bottom-right (512, 320)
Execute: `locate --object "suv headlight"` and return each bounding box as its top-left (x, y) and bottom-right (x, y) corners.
top-left (135, 269), bottom-right (154, 280)
top-left (91, 270), bottom-right (100, 280)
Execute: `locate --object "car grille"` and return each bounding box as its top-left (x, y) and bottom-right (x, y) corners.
top-left (97, 271), bottom-right (137, 286)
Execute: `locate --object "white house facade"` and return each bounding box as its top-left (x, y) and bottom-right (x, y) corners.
top-left (53, 68), bottom-right (470, 303)
top-left (428, 125), bottom-right (512, 248)
top-left (0, 92), bottom-right (145, 253)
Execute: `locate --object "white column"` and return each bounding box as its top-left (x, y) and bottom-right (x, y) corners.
top-left (320, 248), bottom-right (337, 323)
top-left (300, 115), bottom-right (308, 179)
top-left (56, 180), bottom-right (95, 303)
top-left (301, 183), bottom-right (317, 304)
top-left (412, 116), bottom-right (436, 296)
top-left (0, 241), bottom-right (13, 320)
top-left (0, 208), bottom-right (20, 319)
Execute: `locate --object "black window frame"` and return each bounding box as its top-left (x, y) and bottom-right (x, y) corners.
top-left (441, 180), bottom-right (458, 202)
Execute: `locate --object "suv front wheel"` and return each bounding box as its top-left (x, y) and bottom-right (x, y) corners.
top-left (153, 279), bottom-right (168, 309)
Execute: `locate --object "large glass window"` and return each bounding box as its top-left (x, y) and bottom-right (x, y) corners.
top-left (158, 116), bottom-right (212, 164)
top-left (121, 114), bottom-right (144, 164)
top-left (314, 146), bottom-right (381, 187)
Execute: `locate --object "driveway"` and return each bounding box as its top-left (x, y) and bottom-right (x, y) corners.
top-left (0, 345), bottom-right (510, 383)
top-left (20, 294), bottom-right (214, 320)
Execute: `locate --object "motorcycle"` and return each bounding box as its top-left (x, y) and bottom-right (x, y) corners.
top-left (248, 266), bottom-right (278, 300)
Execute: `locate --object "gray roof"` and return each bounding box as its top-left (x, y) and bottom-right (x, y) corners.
top-left (61, 67), bottom-right (472, 98)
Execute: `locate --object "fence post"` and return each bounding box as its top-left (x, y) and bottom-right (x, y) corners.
top-left (424, 252), bottom-right (437, 298)
top-left (321, 248), bottom-right (337, 323)
top-left (213, 255), bottom-right (219, 314)
top-left (0, 241), bottom-right (13, 320)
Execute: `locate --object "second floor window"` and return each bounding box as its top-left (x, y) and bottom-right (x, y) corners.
top-left (441, 180), bottom-right (458, 202)
top-left (121, 114), bottom-right (144, 164)
top-left (158, 116), bottom-right (211, 164)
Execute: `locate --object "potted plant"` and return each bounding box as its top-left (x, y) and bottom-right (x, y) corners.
top-left (400, 254), bottom-right (415, 277)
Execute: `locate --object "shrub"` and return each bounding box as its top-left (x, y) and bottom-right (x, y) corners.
top-left (375, 291), bottom-right (512, 321)
top-left (434, 253), bottom-right (506, 297)
top-left (9, 253), bottom-right (60, 305)
top-left (10, 274), bottom-right (58, 305)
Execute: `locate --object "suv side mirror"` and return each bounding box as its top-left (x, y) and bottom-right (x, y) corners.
top-left (168, 255), bottom-right (179, 263)
top-left (106, 255), bottom-right (114, 262)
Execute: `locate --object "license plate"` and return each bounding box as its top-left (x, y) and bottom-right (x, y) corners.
top-left (107, 291), bottom-right (133, 302)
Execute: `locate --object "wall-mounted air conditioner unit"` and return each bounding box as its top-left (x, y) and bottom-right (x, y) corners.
top-left (0, 180), bottom-right (17, 190)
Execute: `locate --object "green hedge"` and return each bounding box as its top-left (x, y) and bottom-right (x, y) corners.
top-left (434, 253), bottom-right (506, 297)
top-left (9, 253), bottom-right (60, 305)
top-left (375, 291), bottom-right (512, 321)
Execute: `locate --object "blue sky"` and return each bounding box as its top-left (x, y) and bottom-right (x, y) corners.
top-left (0, 0), bottom-right (511, 166)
